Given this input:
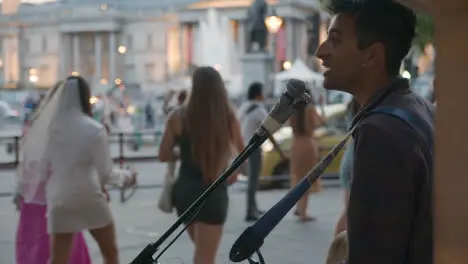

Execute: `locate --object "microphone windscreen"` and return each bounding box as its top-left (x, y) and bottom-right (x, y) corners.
top-left (285, 78), bottom-right (308, 99)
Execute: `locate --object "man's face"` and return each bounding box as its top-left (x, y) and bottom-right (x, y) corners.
top-left (315, 14), bottom-right (367, 93)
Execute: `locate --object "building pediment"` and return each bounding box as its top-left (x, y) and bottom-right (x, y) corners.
top-left (59, 7), bottom-right (123, 33)
top-left (179, 0), bottom-right (319, 23)
top-left (187, 0), bottom-right (279, 10)
top-left (59, 6), bottom-right (123, 23)
top-left (0, 25), bottom-right (19, 37)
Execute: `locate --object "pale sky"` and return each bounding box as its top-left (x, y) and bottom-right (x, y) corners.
top-left (0, 0), bottom-right (57, 3)
top-left (22, 0), bottom-right (56, 3)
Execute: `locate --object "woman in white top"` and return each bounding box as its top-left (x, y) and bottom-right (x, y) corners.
top-left (18, 76), bottom-right (136, 264)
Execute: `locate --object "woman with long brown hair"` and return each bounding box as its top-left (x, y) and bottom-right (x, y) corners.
top-left (159, 66), bottom-right (244, 264)
top-left (289, 79), bottom-right (326, 222)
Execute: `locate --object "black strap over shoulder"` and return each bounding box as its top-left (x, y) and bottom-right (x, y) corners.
top-left (368, 107), bottom-right (433, 159)
top-left (246, 104), bottom-right (259, 115)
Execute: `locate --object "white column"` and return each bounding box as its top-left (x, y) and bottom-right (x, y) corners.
top-left (11, 36), bottom-right (19, 82)
top-left (286, 19), bottom-right (295, 61)
top-left (3, 38), bottom-right (11, 83)
top-left (59, 33), bottom-right (67, 78)
top-left (94, 33), bottom-right (102, 84)
top-left (109, 31), bottom-right (116, 83)
top-left (17, 29), bottom-right (25, 84)
top-left (2, 36), bottom-right (20, 84)
top-left (297, 21), bottom-right (307, 61)
top-left (179, 25), bottom-right (185, 73)
top-left (238, 21), bottom-right (245, 55)
top-left (72, 33), bottom-right (80, 73)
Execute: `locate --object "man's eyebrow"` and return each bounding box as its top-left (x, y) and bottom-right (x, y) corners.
top-left (328, 28), bottom-right (342, 36)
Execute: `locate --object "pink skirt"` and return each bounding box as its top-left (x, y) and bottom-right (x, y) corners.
top-left (16, 200), bottom-right (91, 264)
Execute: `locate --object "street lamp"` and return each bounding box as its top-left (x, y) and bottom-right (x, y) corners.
top-left (118, 45), bottom-right (127, 54)
top-left (264, 8), bottom-right (283, 34)
top-left (282, 60), bottom-right (292, 70)
top-left (29, 75), bottom-right (38, 83)
top-left (28, 67), bottom-right (38, 85)
top-left (265, 7), bottom-right (283, 97)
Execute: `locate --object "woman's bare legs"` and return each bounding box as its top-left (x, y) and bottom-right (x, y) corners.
top-left (49, 233), bottom-right (74, 264)
top-left (297, 193), bottom-right (315, 222)
top-left (192, 222), bottom-right (223, 264)
top-left (291, 173), bottom-right (315, 222)
top-left (334, 190), bottom-right (350, 236)
top-left (89, 223), bottom-right (119, 264)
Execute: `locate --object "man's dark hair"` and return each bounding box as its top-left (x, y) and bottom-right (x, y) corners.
top-left (247, 82), bottom-right (263, 100)
top-left (327, 0), bottom-right (416, 76)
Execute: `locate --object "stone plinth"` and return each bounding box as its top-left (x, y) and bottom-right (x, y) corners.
top-left (241, 52), bottom-right (274, 96)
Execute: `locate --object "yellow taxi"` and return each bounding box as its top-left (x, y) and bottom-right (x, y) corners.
top-left (239, 103), bottom-right (349, 189)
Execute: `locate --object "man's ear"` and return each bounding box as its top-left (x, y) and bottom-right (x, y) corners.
top-left (361, 42), bottom-right (385, 68)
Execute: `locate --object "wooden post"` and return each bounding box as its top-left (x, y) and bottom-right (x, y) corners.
top-left (432, 1), bottom-right (468, 264)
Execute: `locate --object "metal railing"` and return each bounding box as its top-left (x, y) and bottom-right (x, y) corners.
top-left (0, 131), bottom-right (163, 168)
top-left (0, 131), bottom-right (162, 202)
top-left (0, 131), bottom-right (340, 201)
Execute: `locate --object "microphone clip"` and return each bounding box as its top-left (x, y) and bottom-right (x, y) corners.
top-left (247, 250), bottom-right (266, 264)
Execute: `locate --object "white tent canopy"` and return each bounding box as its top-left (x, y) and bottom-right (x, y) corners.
top-left (274, 59), bottom-right (325, 100)
top-left (275, 59), bottom-right (324, 82)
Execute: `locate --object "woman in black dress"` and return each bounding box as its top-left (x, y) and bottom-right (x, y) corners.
top-left (158, 66), bottom-right (244, 264)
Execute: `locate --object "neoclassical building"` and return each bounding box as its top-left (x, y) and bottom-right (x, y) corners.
top-left (0, 0), bottom-right (326, 92)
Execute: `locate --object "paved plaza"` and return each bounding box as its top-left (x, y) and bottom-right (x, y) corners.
top-left (0, 161), bottom-right (345, 264)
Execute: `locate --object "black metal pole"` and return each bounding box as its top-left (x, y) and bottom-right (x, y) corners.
top-left (14, 136), bottom-right (19, 166)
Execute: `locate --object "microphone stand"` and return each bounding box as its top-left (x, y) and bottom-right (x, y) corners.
top-left (130, 139), bottom-right (265, 264)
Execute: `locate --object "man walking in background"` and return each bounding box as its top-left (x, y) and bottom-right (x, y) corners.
top-left (238, 82), bottom-right (285, 221)
top-left (162, 89), bottom-right (188, 180)
top-left (162, 89), bottom-right (187, 116)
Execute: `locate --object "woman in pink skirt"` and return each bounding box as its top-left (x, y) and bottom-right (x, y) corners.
top-left (14, 81), bottom-right (91, 264)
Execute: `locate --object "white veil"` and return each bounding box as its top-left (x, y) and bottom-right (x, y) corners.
top-left (17, 78), bottom-right (102, 205)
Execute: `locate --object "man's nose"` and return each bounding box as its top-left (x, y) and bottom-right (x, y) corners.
top-left (315, 43), bottom-right (328, 61)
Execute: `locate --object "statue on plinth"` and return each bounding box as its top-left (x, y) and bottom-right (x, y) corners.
top-left (246, 0), bottom-right (269, 53)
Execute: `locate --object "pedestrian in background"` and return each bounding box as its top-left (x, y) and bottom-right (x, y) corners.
top-left (14, 80), bottom-right (91, 264)
top-left (289, 82), bottom-right (326, 222)
top-left (159, 66), bottom-right (244, 264)
top-left (237, 82), bottom-right (285, 221)
top-left (19, 76), bottom-right (137, 264)
top-left (161, 89), bottom-right (188, 190)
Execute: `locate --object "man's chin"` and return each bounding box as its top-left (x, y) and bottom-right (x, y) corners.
top-left (323, 78), bottom-right (338, 91)
top-left (323, 78), bottom-right (348, 92)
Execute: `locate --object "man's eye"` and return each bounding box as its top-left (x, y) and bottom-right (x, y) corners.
top-left (329, 36), bottom-right (341, 45)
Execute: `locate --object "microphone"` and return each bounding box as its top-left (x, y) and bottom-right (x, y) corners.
top-left (249, 79), bottom-right (311, 145)
top-left (129, 79), bottom-right (310, 264)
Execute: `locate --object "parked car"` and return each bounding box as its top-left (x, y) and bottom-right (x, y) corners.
top-left (238, 103), bottom-right (349, 189)
top-left (0, 100), bottom-right (21, 125)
